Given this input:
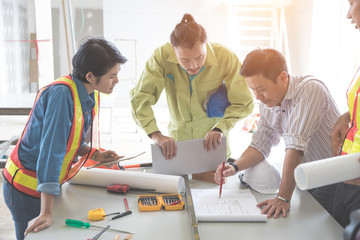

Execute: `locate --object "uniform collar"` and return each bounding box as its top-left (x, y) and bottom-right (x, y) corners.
top-left (167, 42), bottom-right (218, 67)
top-left (72, 75), bottom-right (95, 111)
top-left (283, 75), bottom-right (295, 100)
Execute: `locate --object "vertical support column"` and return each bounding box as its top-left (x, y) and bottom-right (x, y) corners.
top-left (34, 0), bottom-right (54, 87)
top-left (67, 0), bottom-right (76, 53)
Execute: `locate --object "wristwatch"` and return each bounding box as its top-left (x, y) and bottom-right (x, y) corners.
top-left (228, 162), bottom-right (239, 172)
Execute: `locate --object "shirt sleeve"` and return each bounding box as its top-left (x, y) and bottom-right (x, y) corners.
top-left (130, 49), bottom-right (165, 135)
top-left (36, 85), bottom-right (73, 195)
top-left (214, 51), bottom-right (254, 134)
top-left (282, 80), bottom-right (330, 151)
top-left (249, 109), bottom-right (282, 159)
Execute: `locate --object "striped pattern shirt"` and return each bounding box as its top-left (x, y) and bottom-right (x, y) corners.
top-left (250, 75), bottom-right (340, 163)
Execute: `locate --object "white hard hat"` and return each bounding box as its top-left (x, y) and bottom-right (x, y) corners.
top-left (239, 160), bottom-right (281, 194)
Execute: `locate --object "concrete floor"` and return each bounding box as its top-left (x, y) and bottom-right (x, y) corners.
top-left (0, 106), bottom-right (284, 239)
top-left (0, 176), bottom-right (16, 240)
top-left (0, 116), bottom-right (25, 240)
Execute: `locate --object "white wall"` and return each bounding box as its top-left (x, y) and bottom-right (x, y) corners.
top-left (103, 0), bottom-right (229, 108)
top-left (272, 0), bottom-right (360, 112)
top-left (35, 0), bottom-right (54, 88)
top-left (309, 0), bottom-right (360, 112)
top-left (3, 0), bottom-right (358, 110)
top-left (51, 0), bottom-right (103, 78)
top-left (0, 0), bottom-right (31, 93)
top-left (285, 0), bottom-right (313, 75)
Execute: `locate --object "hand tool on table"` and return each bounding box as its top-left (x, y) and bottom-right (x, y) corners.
top-left (112, 198), bottom-right (132, 220)
top-left (88, 208), bottom-right (120, 221)
top-left (87, 151), bottom-right (145, 169)
top-left (107, 184), bottom-right (156, 194)
top-left (87, 224), bottom-right (110, 240)
top-left (65, 219), bottom-right (135, 235)
top-left (137, 193), bottom-right (185, 211)
top-left (118, 162), bottom-right (152, 170)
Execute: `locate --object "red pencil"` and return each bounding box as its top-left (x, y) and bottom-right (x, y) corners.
top-left (219, 161), bottom-right (225, 198)
top-left (124, 198), bottom-right (130, 211)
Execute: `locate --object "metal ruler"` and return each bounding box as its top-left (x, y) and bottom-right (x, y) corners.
top-left (183, 175), bottom-right (200, 240)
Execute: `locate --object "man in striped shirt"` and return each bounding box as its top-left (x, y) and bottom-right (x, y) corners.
top-left (214, 48), bottom-right (340, 221)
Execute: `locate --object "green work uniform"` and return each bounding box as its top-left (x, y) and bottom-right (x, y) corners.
top-left (130, 42), bottom-right (254, 156)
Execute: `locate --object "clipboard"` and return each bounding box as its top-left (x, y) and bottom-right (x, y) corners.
top-left (86, 151), bottom-right (145, 169)
top-left (151, 137), bottom-right (226, 175)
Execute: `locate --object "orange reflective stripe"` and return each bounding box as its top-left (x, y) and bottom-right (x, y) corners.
top-left (7, 160), bottom-right (37, 189)
top-left (3, 157), bottom-right (40, 198)
top-left (16, 87), bottom-right (46, 147)
top-left (65, 148), bottom-right (98, 182)
top-left (3, 75), bottom-right (101, 197)
top-left (54, 77), bottom-right (84, 182)
top-left (347, 67), bottom-right (360, 114)
top-left (343, 68), bottom-right (360, 154)
top-left (92, 91), bottom-right (100, 148)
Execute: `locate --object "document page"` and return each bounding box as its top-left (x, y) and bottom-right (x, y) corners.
top-left (191, 189), bottom-right (267, 222)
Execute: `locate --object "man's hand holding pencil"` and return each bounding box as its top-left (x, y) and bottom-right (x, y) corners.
top-left (214, 162), bottom-right (238, 185)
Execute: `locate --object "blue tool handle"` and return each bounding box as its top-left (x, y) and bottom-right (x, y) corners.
top-left (111, 210), bottom-right (132, 220)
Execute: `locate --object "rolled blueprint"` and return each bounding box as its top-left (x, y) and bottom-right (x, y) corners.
top-left (68, 168), bottom-right (185, 194)
top-left (294, 152), bottom-right (360, 190)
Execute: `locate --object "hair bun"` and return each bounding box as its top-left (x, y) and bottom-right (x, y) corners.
top-left (181, 13), bottom-right (195, 23)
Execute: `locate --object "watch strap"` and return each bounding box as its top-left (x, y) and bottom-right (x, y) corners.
top-left (228, 162), bottom-right (239, 172)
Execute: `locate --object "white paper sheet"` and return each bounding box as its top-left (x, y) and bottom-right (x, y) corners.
top-left (68, 168), bottom-right (185, 194)
top-left (191, 189), bottom-right (267, 222)
top-left (294, 152), bottom-right (360, 190)
top-left (152, 137), bottom-right (226, 175)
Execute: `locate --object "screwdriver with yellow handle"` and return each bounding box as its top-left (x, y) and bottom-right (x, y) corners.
top-left (65, 219), bottom-right (135, 235)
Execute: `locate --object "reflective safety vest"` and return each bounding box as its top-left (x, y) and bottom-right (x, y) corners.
top-left (341, 67), bottom-right (360, 155)
top-left (2, 76), bottom-right (100, 198)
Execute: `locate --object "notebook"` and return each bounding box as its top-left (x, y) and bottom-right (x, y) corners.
top-left (191, 189), bottom-right (267, 222)
top-left (151, 137), bottom-right (226, 175)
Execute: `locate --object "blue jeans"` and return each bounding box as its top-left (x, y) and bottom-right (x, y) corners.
top-left (3, 176), bottom-right (40, 240)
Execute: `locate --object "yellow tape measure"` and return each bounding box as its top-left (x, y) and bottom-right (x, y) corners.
top-left (88, 208), bottom-right (106, 221)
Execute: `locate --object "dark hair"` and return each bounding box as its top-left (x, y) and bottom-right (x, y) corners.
top-left (240, 48), bottom-right (288, 82)
top-left (170, 13), bottom-right (207, 48)
top-left (72, 37), bottom-right (127, 83)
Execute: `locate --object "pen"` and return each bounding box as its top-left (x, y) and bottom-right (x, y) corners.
top-left (112, 198), bottom-right (132, 220)
top-left (124, 198), bottom-right (130, 212)
top-left (87, 151), bottom-right (145, 169)
top-left (219, 161), bottom-right (225, 198)
top-left (111, 210), bottom-right (132, 220)
top-left (87, 225), bottom-right (110, 240)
